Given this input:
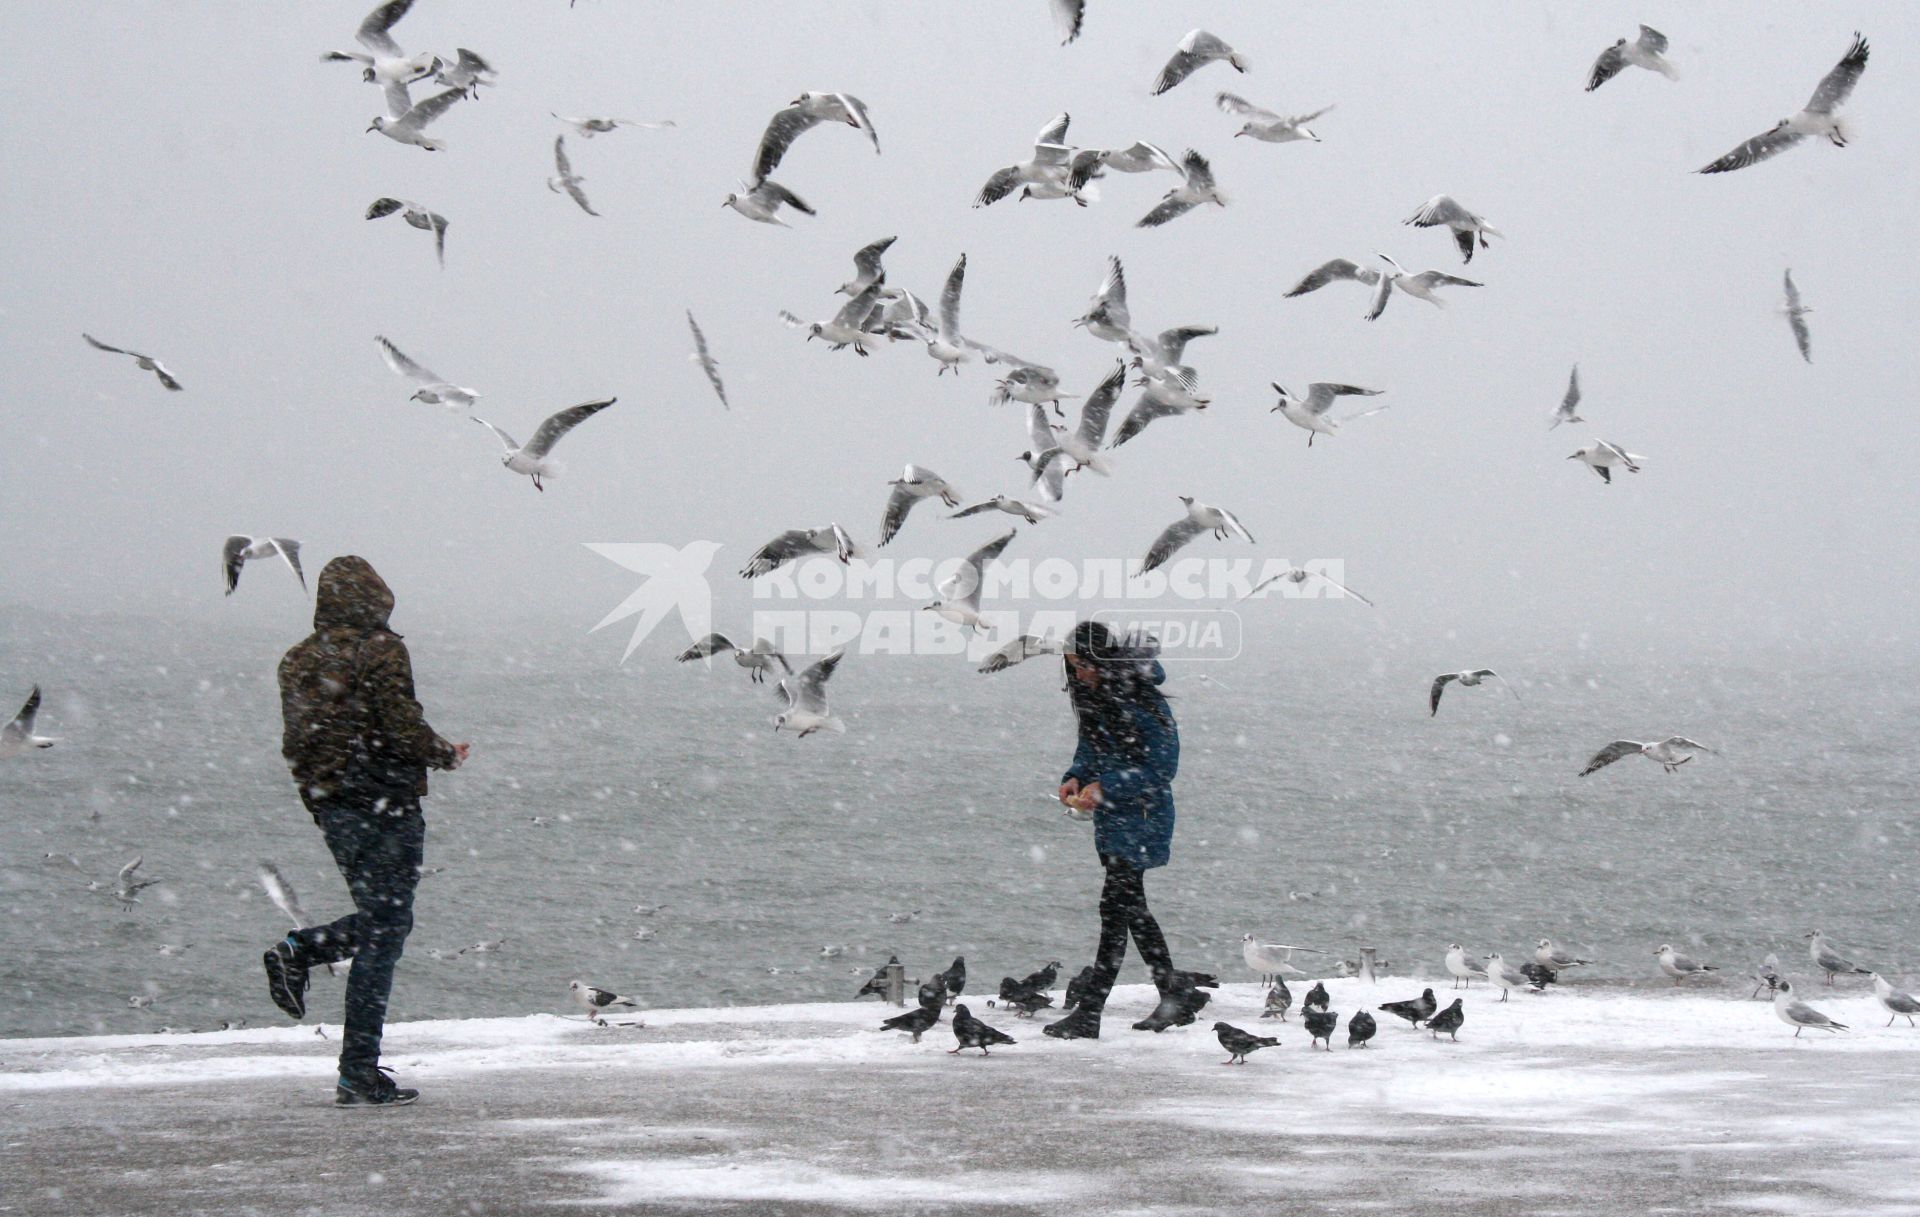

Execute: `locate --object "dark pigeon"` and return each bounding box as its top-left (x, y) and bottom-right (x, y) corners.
top-left (1303, 982), bottom-right (1330, 1012)
top-left (1215, 1021), bottom-right (1280, 1064)
top-left (933, 956), bottom-right (966, 1004)
top-left (881, 1003), bottom-right (941, 1042)
top-left (1347, 1010), bottom-right (1377, 1048)
top-left (1378, 988), bottom-right (1437, 1027)
top-left (856, 955), bottom-right (900, 1000)
top-left (950, 1003), bottom-right (1016, 1055)
top-left (1304, 1006), bottom-right (1337, 1049)
top-left (1018, 960), bottom-right (1062, 993)
top-left (1064, 964), bottom-right (1098, 1011)
top-left (1427, 998), bottom-right (1465, 1041)
top-left (1002, 989), bottom-right (1056, 1018)
top-left (1520, 962), bottom-right (1558, 989)
top-left (1261, 979), bottom-right (1292, 1021)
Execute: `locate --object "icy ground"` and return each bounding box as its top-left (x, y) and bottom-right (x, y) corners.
top-left (4, 978), bottom-right (1918, 1216)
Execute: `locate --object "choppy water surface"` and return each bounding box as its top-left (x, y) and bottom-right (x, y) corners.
top-left (1, 609), bottom-right (1914, 1037)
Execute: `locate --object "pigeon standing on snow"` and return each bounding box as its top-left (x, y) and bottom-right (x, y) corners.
top-left (856, 956), bottom-right (900, 1000)
top-left (1261, 979), bottom-right (1292, 1021)
top-left (1302, 981), bottom-right (1330, 1012)
top-left (1215, 1021), bottom-right (1280, 1064)
top-left (1347, 1010), bottom-right (1377, 1048)
top-left (950, 1003), bottom-right (1015, 1055)
top-left (1427, 998), bottom-right (1465, 1040)
top-left (1378, 988), bottom-right (1436, 1027)
top-left (570, 980), bottom-right (639, 1026)
top-left (1303, 1005), bottom-right (1337, 1050)
top-left (932, 956), bottom-right (966, 1005)
top-left (881, 1001), bottom-right (942, 1042)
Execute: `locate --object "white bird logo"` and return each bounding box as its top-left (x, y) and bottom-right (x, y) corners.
top-left (585, 541), bottom-right (722, 662)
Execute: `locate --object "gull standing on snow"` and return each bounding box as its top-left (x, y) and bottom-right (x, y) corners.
top-left (881, 465), bottom-right (962, 545)
top-left (950, 496), bottom-right (1055, 526)
top-left (1870, 973), bottom-right (1920, 1026)
top-left (975, 113), bottom-right (1084, 207)
top-left (365, 197), bottom-right (448, 266)
top-left (926, 530), bottom-right (1017, 630)
top-left (1550, 364), bottom-right (1585, 429)
top-left (685, 311), bottom-right (729, 409)
top-left (82, 334), bottom-right (182, 391)
top-left (1241, 567), bottom-right (1375, 607)
top-left (1484, 954), bottom-right (1544, 1002)
top-left (551, 114), bottom-right (675, 138)
top-left (1444, 944), bottom-right (1487, 989)
top-left (472, 398), bottom-right (615, 492)
top-left (675, 635), bottom-right (790, 683)
top-left (223, 536), bottom-right (305, 596)
top-left (376, 336), bottom-right (480, 411)
top-left (1, 687), bottom-right (56, 759)
top-left (1582, 736), bottom-right (1714, 775)
top-left (1217, 94), bottom-right (1332, 143)
top-left (774, 649), bottom-right (848, 737)
top-left (1587, 25), bottom-right (1679, 91)
top-left (367, 85), bottom-right (468, 151)
top-left (1269, 381), bottom-right (1386, 446)
top-left (1782, 270), bottom-right (1813, 363)
top-left (1534, 939), bottom-right (1592, 973)
top-left (323, 1), bottom-right (439, 90)
top-left (780, 285), bottom-right (884, 356)
top-left (1242, 935), bottom-right (1319, 984)
top-left (1136, 150), bottom-right (1225, 228)
top-left (722, 178), bottom-right (815, 227)
top-left (1429, 669), bottom-right (1518, 715)
top-left (570, 980), bottom-right (639, 1026)
top-left (1567, 439), bottom-right (1644, 484)
top-left (753, 93), bottom-right (879, 181)
top-left (1152, 30), bottom-right (1248, 96)
top-left (434, 49), bottom-right (496, 99)
top-left (1142, 498), bottom-right (1254, 574)
top-left (977, 634), bottom-right (1065, 674)
top-left (1404, 195), bottom-right (1502, 265)
top-left (1654, 943), bottom-right (1719, 984)
top-left (1805, 930), bottom-right (1872, 985)
top-left (741, 525), bottom-right (860, 578)
top-left (1773, 979), bottom-right (1847, 1037)
top-left (548, 136), bottom-right (599, 215)
top-left (1699, 33), bottom-right (1870, 174)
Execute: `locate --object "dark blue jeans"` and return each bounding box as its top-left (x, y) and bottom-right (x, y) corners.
top-left (290, 791), bottom-right (424, 1078)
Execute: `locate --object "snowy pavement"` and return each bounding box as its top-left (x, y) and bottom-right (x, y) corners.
top-left (4, 978), bottom-right (1919, 1216)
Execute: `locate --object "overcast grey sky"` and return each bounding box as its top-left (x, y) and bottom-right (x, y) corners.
top-left (3, 1), bottom-right (1916, 664)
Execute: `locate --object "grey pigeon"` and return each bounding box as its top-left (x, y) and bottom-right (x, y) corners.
top-left (1427, 998), bottom-right (1465, 1041)
top-left (950, 1003), bottom-right (1015, 1055)
top-left (1303, 1006), bottom-right (1337, 1050)
top-left (1378, 988), bottom-right (1436, 1027)
top-left (1260, 979), bottom-right (1292, 1021)
top-left (881, 1003), bottom-right (941, 1042)
top-left (1347, 1010), bottom-right (1377, 1048)
top-left (1214, 1021), bottom-right (1280, 1064)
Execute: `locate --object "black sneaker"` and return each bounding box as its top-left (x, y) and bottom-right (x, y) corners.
top-left (1132, 975), bottom-right (1211, 1033)
top-left (335, 1066), bottom-right (419, 1107)
top-left (263, 939), bottom-right (308, 1020)
top-left (1042, 1007), bottom-right (1102, 1040)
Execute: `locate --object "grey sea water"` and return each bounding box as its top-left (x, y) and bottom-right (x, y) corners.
top-left (1, 607), bottom-right (1914, 1039)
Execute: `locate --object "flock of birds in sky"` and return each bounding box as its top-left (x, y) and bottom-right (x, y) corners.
top-left (12, 4), bottom-right (1908, 1042)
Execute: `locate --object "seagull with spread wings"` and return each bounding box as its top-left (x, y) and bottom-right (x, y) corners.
top-left (753, 92), bottom-right (878, 181)
top-left (376, 336), bottom-right (479, 411)
top-left (774, 650), bottom-right (848, 737)
top-left (1152, 30), bottom-right (1248, 96)
top-left (366, 197), bottom-right (448, 266)
top-left (83, 334), bottom-right (182, 391)
top-left (1141, 498), bottom-right (1254, 574)
top-left (471, 399), bottom-right (616, 492)
top-left (223, 537), bottom-right (305, 597)
top-left (1587, 25), bottom-right (1678, 91)
top-left (1216, 93), bottom-right (1331, 143)
top-left (1782, 270), bottom-right (1813, 363)
top-left (1699, 32), bottom-right (1869, 174)
top-left (1581, 737), bottom-right (1715, 776)
top-left (548, 136), bottom-right (600, 215)
top-left (685, 312), bottom-right (729, 409)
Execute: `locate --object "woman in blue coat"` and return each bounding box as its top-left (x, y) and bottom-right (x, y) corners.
top-left (1045, 620), bottom-right (1211, 1039)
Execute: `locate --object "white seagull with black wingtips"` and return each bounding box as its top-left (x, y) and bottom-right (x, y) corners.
top-left (472, 398), bottom-right (616, 492)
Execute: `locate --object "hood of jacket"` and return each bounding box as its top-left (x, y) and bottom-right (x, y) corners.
top-left (312, 555), bottom-right (395, 632)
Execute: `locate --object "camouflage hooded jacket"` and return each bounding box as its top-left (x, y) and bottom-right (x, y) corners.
top-left (278, 556), bottom-right (457, 799)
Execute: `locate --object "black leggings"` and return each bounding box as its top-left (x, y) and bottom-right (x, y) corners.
top-left (1079, 854), bottom-right (1174, 1012)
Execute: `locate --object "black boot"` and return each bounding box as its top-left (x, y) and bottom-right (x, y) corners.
top-left (1132, 971), bottom-right (1211, 1033)
top-left (1043, 1005), bottom-right (1102, 1039)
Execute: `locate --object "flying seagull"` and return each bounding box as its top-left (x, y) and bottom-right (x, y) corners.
top-left (838, 235), bottom-right (896, 297)
top-left (685, 311), bottom-right (729, 409)
top-left (1216, 93), bottom-right (1331, 143)
top-left (951, 496), bottom-right (1054, 525)
top-left (675, 634), bottom-right (790, 683)
top-left (1142, 497), bottom-right (1253, 574)
top-left (1269, 381), bottom-right (1386, 446)
top-left (433, 49), bottom-right (496, 99)
top-left (1136, 150), bottom-right (1225, 228)
top-left (1782, 270), bottom-right (1813, 363)
top-left (223, 536), bottom-right (305, 596)
top-left (548, 136), bottom-right (599, 215)
top-left (926, 530), bottom-right (1017, 630)
top-left (1428, 669), bottom-right (1518, 715)
top-left (1074, 255), bottom-right (1133, 345)
top-left (367, 85), bottom-right (467, 151)
top-left (323, 0), bottom-right (439, 89)
top-left (1567, 439), bottom-right (1643, 484)
top-left (1699, 33), bottom-right (1869, 174)
top-left (722, 178), bottom-right (815, 227)
top-left (1551, 364), bottom-right (1585, 429)
top-left (1582, 736), bottom-right (1714, 775)
top-left (1284, 256), bottom-right (1479, 321)
top-left (1404, 195), bottom-right (1501, 265)
top-left (376, 336), bottom-right (479, 411)
top-left (472, 398), bottom-right (615, 492)
top-left (82, 334), bottom-right (182, 391)
top-left (753, 92), bottom-right (879, 181)
top-left (881, 465), bottom-right (962, 545)
top-left (1587, 25), bottom-right (1679, 91)
top-left (1772, 979), bottom-right (1847, 1037)
top-left (977, 634), bottom-right (1065, 674)
top-left (1, 687), bottom-right (56, 759)
top-left (1050, 0), bottom-right (1085, 44)
top-left (1241, 567), bottom-right (1374, 607)
top-left (365, 197), bottom-right (448, 266)
top-left (1152, 29), bottom-right (1248, 96)
top-left (992, 362), bottom-right (1072, 415)
top-left (551, 113), bottom-right (675, 138)
top-left (919, 254), bottom-right (974, 375)
top-left (779, 285), bottom-right (885, 356)
top-left (741, 525), bottom-right (859, 578)
top-left (975, 113), bottom-right (1083, 208)
top-left (774, 649), bottom-right (847, 737)
top-left (1654, 944), bottom-right (1718, 984)
top-left (113, 857), bottom-right (161, 910)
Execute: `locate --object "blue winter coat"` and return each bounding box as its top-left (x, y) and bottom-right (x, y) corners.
top-left (1061, 663), bottom-right (1179, 870)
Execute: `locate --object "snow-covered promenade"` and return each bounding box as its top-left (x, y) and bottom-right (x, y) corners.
top-left (5, 978), bottom-right (1918, 1216)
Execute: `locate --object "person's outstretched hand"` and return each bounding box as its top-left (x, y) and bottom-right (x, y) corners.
top-left (452, 742), bottom-right (472, 768)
